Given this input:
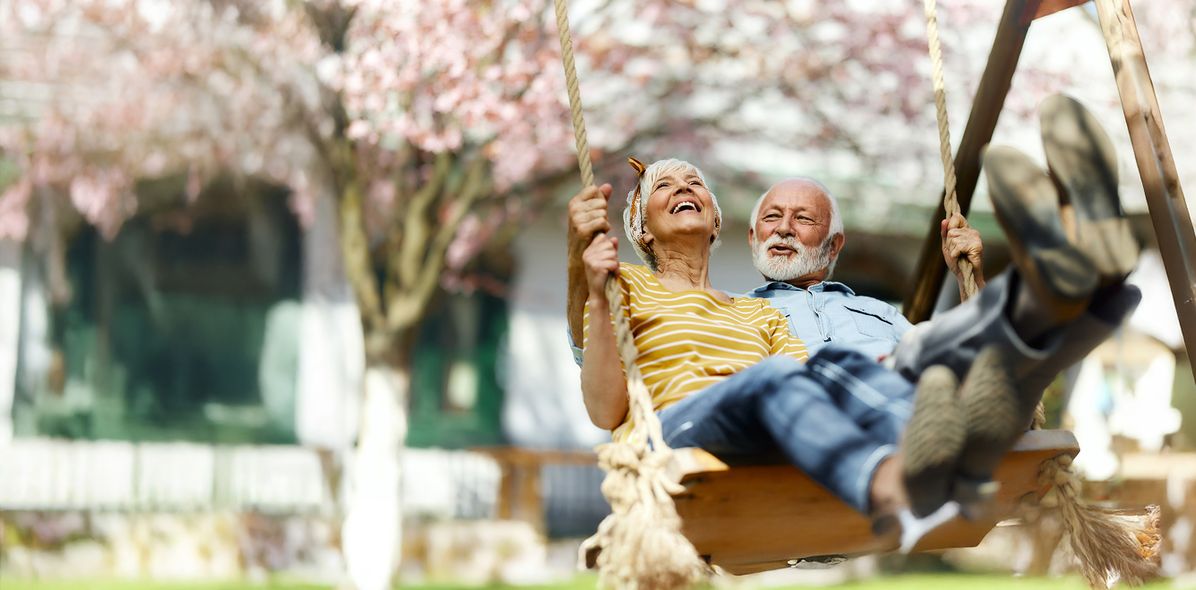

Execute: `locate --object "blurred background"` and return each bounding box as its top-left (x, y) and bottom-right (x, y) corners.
top-left (0, 0), bottom-right (1194, 588)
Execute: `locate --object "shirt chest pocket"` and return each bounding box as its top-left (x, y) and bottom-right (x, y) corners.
top-left (843, 305), bottom-right (895, 339)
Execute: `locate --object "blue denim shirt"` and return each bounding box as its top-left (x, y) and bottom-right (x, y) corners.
top-left (748, 280), bottom-right (913, 360)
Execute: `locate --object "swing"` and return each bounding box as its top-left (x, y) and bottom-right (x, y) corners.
top-left (551, 0), bottom-right (1159, 585)
top-left (669, 431), bottom-right (1077, 575)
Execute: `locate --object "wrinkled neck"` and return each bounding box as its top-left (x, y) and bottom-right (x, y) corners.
top-left (654, 245), bottom-right (724, 299)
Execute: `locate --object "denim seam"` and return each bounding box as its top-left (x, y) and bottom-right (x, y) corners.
top-left (663, 419), bottom-right (695, 445)
top-left (810, 358), bottom-right (913, 417)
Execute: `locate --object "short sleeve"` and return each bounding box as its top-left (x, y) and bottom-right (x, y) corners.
top-left (767, 307), bottom-right (808, 362)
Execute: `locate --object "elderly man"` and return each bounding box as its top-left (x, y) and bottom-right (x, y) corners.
top-left (743, 177), bottom-right (982, 360)
top-left (737, 172), bottom-right (1141, 401)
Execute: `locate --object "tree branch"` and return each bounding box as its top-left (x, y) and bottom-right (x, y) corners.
top-left (385, 153), bottom-right (488, 336)
top-left (395, 150), bottom-right (453, 289)
top-left (336, 171), bottom-right (385, 332)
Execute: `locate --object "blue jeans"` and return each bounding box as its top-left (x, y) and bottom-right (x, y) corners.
top-left (658, 346), bottom-right (914, 514)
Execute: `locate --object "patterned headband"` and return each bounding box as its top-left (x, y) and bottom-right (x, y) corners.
top-left (627, 155), bottom-right (647, 234)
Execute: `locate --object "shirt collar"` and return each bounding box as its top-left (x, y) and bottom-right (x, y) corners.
top-left (750, 280), bottom-right (856, 296)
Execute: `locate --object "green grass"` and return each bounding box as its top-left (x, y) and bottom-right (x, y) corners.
top-left (1, 575), bottom-right (1191, 590)
top-left (823, 573), bottom-right (1188, 589)
top-left (0, 582), bottom-right (329, 590)
top-left (0, 583), bottom-right (323, 590)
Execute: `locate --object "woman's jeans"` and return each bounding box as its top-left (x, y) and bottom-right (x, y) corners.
top-left (657, 346), bottom-right (914, 514)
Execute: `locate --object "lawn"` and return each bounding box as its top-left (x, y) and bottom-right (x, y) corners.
top-left (1, 574), bottom-right (1193, 590)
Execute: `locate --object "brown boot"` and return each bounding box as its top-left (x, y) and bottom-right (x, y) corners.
top-left (954, 346), bottom-right (1025, 516)
top-left (901, 366), bottom-right (965, 518)
top-left (1040, 94), bottom-right (1139, 286)
top-left (984, 145), bottom-right (1099, 337)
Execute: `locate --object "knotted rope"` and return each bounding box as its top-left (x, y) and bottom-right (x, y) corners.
top-left (922, 2), bottom-right (1158, 584)
top-left (553, 0), bottom-right (705, 587)
top-left (1037, 455), bottom-right (1161, 587)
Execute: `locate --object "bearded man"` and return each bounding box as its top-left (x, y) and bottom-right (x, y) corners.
top-left (743, 177), bottom-right (978, 360)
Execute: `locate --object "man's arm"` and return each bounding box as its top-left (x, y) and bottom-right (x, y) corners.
top-left (941, 213), bottom-right (986, 300)
top-left (567, 183), bottom-right (613, 345)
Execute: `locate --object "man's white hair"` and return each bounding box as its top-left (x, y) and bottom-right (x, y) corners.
top-left (749, 177), bottom-right (843, 238)
top-left (623, 158), bottom-right (723, 270)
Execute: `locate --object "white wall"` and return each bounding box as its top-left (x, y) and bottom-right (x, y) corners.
top-left (295, 196), bottom-right (363, 451)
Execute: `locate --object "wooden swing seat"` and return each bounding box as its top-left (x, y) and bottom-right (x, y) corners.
top-left (669, 429), bottom-right (1079, 575)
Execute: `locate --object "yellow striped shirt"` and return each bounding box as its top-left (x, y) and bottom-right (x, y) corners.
top-left (583, 263), bottom-right (809, 440)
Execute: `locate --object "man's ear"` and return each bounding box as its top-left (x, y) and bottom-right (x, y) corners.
top-left (747, 226), bottom-right (755, 246)
top-left (828, 232), bottom-right (846, 260)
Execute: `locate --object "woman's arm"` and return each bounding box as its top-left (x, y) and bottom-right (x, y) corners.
top-left (579, 235), bottom-right (630, 430)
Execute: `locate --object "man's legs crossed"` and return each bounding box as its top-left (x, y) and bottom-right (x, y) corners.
top-left (892, 271), bottom-right (1140, 397)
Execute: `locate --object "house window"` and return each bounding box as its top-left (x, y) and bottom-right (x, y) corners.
top-left (408, 290), bottom-right (508, 449)
top-left (13, 181), bottom-right (302, 444)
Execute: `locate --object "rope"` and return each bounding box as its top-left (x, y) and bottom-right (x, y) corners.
top-left (922, 0), bottom-right (980, 300)
top-left (553, 0), bottom-right (705, 587)
top-left (1037, 455), bottom-right (1160, 587)
top-left (553, 0), bottom-right (594, 190)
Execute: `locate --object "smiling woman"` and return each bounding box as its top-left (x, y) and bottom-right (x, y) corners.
top-left (621, 157), bottom-right (723, 272)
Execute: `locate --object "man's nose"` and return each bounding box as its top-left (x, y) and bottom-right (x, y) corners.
top-left (774, 221), bottom-right (794, 237)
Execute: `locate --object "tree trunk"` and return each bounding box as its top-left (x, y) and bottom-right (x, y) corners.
top-left (342, 361), bottom-right (408, 590)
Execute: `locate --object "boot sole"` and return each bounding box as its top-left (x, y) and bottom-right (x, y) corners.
top-left (902, 366), bottom-right (965, 518)
top-left (1040, 95), bottom-right (1139, 283)
top-left (957, 347), bottom-right (1025, 482)
top-left (983, 145), bottom-right (1097, 321)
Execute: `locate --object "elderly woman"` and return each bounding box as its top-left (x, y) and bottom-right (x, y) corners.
top-left (578, 157), bottom-right (975, 529)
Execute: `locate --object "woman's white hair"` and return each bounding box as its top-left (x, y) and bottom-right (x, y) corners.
top-left (623, 158), bottom-right (723, 270)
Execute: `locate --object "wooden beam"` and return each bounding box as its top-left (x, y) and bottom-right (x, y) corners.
top-left (904, 0), bottom-right (1035, 323)
top-left (1095, 0), bottom-right (1196, 376)
top-left (1023, 0), bottom-right (1090, 24)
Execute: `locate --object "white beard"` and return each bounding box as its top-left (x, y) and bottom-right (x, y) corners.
top-left (752, 234), bottom-right (836, 282)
